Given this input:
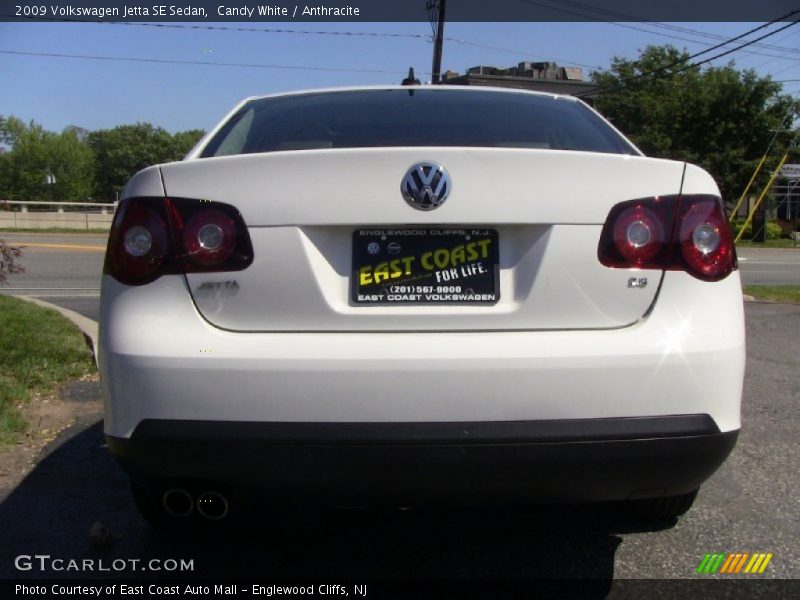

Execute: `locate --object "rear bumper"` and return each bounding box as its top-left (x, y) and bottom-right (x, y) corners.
top-left (107, 416), bottom-right (738, 504)
top-left (100, 272), bottom-right (746, 437)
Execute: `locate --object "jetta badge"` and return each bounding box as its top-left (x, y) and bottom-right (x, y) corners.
top-left (401, 162), bottom-right (451, 211)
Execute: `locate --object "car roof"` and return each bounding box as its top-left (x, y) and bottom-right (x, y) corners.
top-left (241, 84), bottom-right (581, 105)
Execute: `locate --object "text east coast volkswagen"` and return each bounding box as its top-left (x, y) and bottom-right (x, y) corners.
top-left (99, 86), bottom-right (745, 527)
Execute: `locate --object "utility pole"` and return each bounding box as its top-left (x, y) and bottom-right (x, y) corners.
top-left (430, 0), bottom-right (446, 84)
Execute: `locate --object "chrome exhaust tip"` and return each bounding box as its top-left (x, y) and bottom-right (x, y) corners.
top-left (162, 488), bottom-right (194, 517)
top-left (196, 491), bottom-right (229, 520)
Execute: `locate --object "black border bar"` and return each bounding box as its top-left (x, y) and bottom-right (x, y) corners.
top-left (4, 1), bottom-right (800, 23)
top-left (3, 579), bottom-right (800, 600)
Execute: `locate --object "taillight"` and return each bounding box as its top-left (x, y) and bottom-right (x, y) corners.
top-left (104, 197), bottom-right (253, 286)
top-left (676, 198), bottom-right (735, 281)
top-left (598, 194), bottom-right (736, 281)
top-left (104, 198), bottom-right (175, 286)
top-left (612, 204), bottom-right (669, 266)
top-left (183, 210), bottom-right (237, 267)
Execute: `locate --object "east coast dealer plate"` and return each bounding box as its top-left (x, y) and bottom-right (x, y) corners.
top-left (352, 228), bottom-right (499, 305)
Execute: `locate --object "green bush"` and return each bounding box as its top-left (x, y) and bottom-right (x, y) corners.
top-left (766, 221), bottom-right (783, 240)
top-left (731, 220), bottom-right (783, 241)
top-left (731, 220), bottom-right (747, 238)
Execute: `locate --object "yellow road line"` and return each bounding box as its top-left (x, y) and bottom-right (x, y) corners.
top-left (17, 242), bottom-right (106, 252)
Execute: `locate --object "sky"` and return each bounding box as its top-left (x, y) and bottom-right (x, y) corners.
top-left (1, 19), bottom-right (799, 134)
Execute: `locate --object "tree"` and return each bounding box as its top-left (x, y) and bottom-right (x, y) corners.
top-left (51, 128), bottom-right (95, 200)
top-left (0, 118), bottom-right (205, 203)
top-left (0, 116), bottom-right (49, 201)
top-left (88, 124), bottom-right (204, 202)
top-left (172, 129), bottom-right (205, 158)
top-left (0, 116), bottom-right (94, 202)
top-left (591, 45), bottom-right (798, 202)
top-left (0, 115), bottom-right (26, 148)
top-left (63, 125), bottom-right (90, 143)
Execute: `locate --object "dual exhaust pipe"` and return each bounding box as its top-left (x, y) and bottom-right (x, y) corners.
top-left (162, 488), bottom-right (229, 520)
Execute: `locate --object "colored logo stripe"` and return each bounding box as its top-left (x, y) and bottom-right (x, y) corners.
top-left (719, 553), bottom-right (749, 573)
top-left (697, 553), bottom-right (726, 574)
top-left (697, 552), bottom-right (773, 574)
top-left (745, 553), bottom-right (773, 574)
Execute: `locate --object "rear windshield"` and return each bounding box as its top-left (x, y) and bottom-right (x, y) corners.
top-left (200, 89), bottom-right (637, 157)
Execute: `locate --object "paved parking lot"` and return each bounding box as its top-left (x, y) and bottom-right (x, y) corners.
top-left (1, 233), bottom-right (797, 593)
top-left (0, 303), bottom-right (797, 591)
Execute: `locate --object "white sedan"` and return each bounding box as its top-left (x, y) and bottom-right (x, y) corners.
top-left (99, 85), bottom-right (744, 527)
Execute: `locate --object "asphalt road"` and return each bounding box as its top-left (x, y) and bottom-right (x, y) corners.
top-left (0, 299), bottom-right (797, 592)
top-left (0, 232), bottom-right (106, 322)
top-left (737, 247), bottom-right (800, 286)
top-left (0, 233), bottom-right (798, 323)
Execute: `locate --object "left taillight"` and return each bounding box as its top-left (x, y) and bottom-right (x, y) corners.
top-left (104, 197), bottom-right (253, 286)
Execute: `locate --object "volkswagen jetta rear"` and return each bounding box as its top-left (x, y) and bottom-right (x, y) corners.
top-left (100, 87), bottom-right (744, 526)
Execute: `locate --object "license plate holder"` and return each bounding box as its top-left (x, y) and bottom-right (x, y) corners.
top-left (351, 228), bottom-right (499, 305)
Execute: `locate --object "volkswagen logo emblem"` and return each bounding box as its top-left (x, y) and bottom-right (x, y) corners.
top-left (401, 162), bottom-right (451, 211)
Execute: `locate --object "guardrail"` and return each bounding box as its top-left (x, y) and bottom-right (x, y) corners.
top-left (0, 201), bottom-right (117, 230)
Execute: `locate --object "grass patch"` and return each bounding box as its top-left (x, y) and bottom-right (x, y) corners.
top-left (744, 285), bottom-right (800, 305)
top-left (0, 296), bottom-right (95, 446)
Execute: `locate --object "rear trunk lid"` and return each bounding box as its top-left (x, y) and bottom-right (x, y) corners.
top-left (159, 148), bottom-right (685, 332)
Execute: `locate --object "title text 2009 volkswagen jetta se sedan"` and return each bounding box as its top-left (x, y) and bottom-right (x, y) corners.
top-left (99, 86), bottom-right (744, 527)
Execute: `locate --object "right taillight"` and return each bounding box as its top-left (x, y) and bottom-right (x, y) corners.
top-left (598, 194), bottom-right (736, 281)
top-left (675, 198), bottom-right (736, 281)
top-left (104, 197), bottom-right (253, 286)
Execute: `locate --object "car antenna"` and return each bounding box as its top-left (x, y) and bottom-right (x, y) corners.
top-left (401, 67), bottom-right (421, 86)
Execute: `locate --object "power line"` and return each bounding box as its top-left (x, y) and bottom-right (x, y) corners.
top-left (4, 48), bottom-right (798, 85)
top-left (681, 21), bottom-right (800, 72)
top-left (13, 7), bottom-right (800, 59)
top-left (425, 1), bottom-right (438, 38)
top-left (643, 21), bottom-right (800, 56)
top-left (770, 63), bottom-right (800, 78)
top-left (604, 21), bottom-right (800, 62)
top-left (525, 0), bottom-right (800, 70)
top-left (443, 37), bottom-right (601, 70)
top-left (521, 0), bottom-right (800, 57)
top-left (511, 1), bottom-right (800, 67)
top-left (517, 0), bottom-right (800, 73)
top-left (576, 15), bottom-right (800, 97)
top-left (4, 13), bottom-right (601, 71)
top-left (0, 49), bottom-right (408, 75)
top-left (3, 14), bottom-right (429, 39)
top-left (745, 31), bottom-right (800, 72)
top-left (586, 77), bottom-right (800, 87)
top-left (9, 7), bottom-right (800, 69)
top-left (5, 10), bottom-right (798, 81)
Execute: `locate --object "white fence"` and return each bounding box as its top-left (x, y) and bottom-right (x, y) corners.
top-left (0, 201), bottom-right (117, 230)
